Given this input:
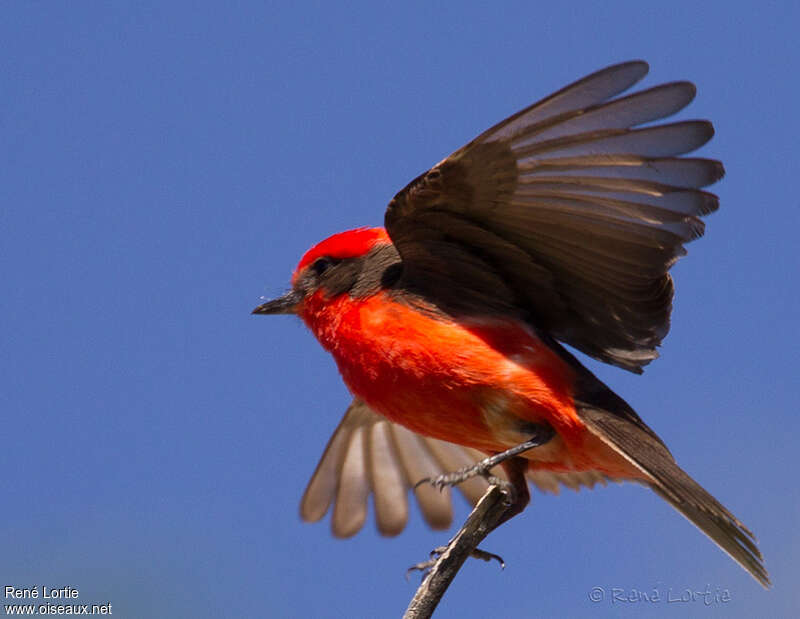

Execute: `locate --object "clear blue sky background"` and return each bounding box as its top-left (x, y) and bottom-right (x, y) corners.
top-left (2, 3), bottom-right (798, 618)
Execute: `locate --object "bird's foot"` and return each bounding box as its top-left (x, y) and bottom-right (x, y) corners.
top-left (416, 466), bottom-right (514, 496)
top-left (414, 429), bottom-right (553, 500)
top-left (406, 545), bottom-right (505, 579)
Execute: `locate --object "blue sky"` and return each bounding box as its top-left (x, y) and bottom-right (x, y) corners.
top-left (2, 2), bottom-right (798, 618)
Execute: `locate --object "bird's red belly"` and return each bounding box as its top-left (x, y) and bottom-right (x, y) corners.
top-left (303, 291), bottom-right (636, 478)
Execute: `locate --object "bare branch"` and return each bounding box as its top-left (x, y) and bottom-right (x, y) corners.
top-left (403, 485), bottom-right (509, 619)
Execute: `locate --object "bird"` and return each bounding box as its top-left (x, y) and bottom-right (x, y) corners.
top-left (253, 60), bottom-right (769, 587)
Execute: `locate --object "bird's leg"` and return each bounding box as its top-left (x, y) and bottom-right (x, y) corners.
top-left (491, 455), bottom-right (530, 529)
top-left (407, 457), bottom-right (530, 576)
top-left (415, 423), bottom-right (555, 500)
top-left (409, 425), bottom-right (554, 576)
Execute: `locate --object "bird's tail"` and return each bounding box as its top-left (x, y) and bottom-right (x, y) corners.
top-left (581, 406), bottom-right (770, 588)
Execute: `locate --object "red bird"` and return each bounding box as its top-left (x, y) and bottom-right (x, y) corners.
top-left (253, 61), bottom-right (768, 587)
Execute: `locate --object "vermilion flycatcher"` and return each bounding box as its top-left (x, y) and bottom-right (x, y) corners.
top-left (253, 61), bottom-right (768, 587)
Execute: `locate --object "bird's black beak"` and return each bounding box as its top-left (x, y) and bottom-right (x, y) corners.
top-left (251, 289), bottom-right (303, 315)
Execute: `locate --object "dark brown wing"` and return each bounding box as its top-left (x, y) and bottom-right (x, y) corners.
top-left (301, 399), bottom-right (613, 538)
top-left (385, 61), bottom-right (723, 372)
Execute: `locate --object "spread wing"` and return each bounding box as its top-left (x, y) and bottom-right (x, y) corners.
top-left (300, 399), bottom-right (613, 538)
top-left (385, 61), bottom-right (723, 373)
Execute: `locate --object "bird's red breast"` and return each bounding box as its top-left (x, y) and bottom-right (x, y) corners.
top-left (300, 280), bottom-right (642, 480)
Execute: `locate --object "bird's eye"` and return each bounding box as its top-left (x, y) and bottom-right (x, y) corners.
top-left (311, 257), bottom-right (334, 276)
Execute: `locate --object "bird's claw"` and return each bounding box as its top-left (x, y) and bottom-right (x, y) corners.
top-left (405, 546), bottom-right (448, 579)
top-left (414, 466), bottom-right (514, 496)
top-left (406, 545), bottom-right (505, 580)
top-left (470, 548), bottom-right (506, 569)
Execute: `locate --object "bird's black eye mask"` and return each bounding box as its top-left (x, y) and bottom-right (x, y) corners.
top-left (296, 244), bottom-right (402, 299)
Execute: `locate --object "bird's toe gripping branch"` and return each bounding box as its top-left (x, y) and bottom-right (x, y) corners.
top-left (407, 545), bottom-right (506, 579)
top-left (415, 423), bottom-right (555, 505)
top-left (408, 424), bottom-right (555, 580)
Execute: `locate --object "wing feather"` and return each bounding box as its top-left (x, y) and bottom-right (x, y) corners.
top-left (331, 425), bottom-right (369, 538)
top-left (479, 60), bottom-right (649, 143)
top-left (514, 121), bottom-right (714, 159)
top-left (368, 421), bottom-right (409, 536)
top-left (521, 82), bottom-right (697, 142)
top-left (523, 156), bottom-right (724, 188)
top-left (385, 61), bottom-right (722, 372)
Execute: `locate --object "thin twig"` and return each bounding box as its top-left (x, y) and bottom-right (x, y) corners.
top-left (403, 485), bottom-right (509, 619)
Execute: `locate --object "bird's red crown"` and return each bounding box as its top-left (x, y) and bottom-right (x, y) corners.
top-left (293, 227), bottom-right (391, 282)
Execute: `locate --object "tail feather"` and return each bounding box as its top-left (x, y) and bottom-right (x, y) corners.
top-left (581, 407), bottom-right (770, 588)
